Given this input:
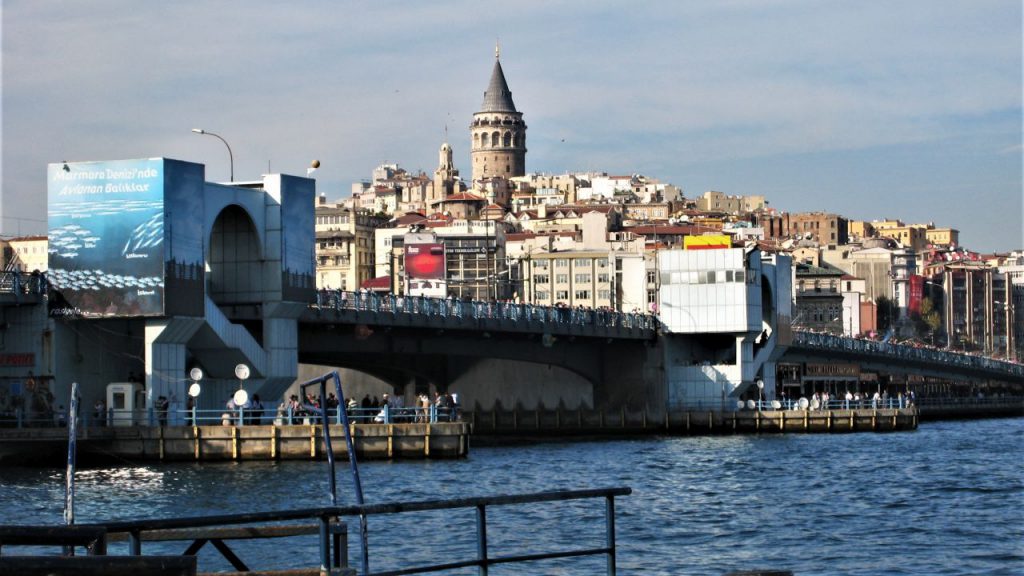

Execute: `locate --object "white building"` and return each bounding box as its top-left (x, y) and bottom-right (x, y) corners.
top-left (658, 246), bottom-right (793, 411)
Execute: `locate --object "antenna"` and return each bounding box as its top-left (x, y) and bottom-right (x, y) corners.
top-left (495, 38), bottom-right (500, 59)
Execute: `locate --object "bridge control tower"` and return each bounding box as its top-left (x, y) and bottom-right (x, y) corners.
top-left (46, 158), bottom-right (315, 419)
top-left (658, 246), bottom-right (793, 410)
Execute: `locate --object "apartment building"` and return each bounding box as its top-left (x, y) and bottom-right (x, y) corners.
top-left (314, 199), bottom-right (388, 291)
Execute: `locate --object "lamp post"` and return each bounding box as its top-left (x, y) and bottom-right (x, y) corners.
top-left (191, 128), bottom-right (234, 182)
top-left (234, 364), bottom-right (250, 426)
top-left (188, 367), bottom-right (203, 426)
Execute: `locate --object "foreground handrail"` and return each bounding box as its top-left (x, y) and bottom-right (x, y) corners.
top-left (81, 486), bottom-right (631, 575)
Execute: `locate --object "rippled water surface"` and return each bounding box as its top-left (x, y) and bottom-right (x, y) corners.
top-left (1, 418), bottom-right (1022, 575)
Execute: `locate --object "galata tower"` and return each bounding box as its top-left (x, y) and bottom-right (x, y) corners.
top-left (470, 45), bottom-right (527, 182)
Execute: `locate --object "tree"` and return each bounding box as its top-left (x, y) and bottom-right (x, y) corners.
top-left (910, 297), bottom-right (942, 344)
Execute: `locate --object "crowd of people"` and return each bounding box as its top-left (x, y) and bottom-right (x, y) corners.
top-left (779, 389), bottom-right (917, 411)
top-left (270, 390), bottom-right (461, 425)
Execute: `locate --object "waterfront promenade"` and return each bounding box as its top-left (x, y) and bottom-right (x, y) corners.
top-left (3, 396), bottom-right (1021, 464)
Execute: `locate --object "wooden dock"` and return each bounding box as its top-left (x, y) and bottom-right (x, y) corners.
top-left (468, 407), bottom-right (919, 436)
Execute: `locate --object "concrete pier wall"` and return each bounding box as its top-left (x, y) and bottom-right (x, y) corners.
top-left (0, 422), bottom-right (470, 465)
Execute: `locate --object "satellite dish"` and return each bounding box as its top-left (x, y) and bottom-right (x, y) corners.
top-left (234, 364), bottom-right (250, 381)
top-left (798, 397), bottom-right (809, 410)
top-left (736, 400), bottom-right (745, 410)
top-left (756, 379), bottom-right (765, 390)
top-left (771, 400), bottom-right (782, 410)
top-left (233, 389), bottom-right (249, 406)
top-left (746, 399), bottom-right (756, 410)
top-left (811, 398), bottom-right (820, 410)
top-left (188, 383), bottom-right (201, 398)
top-left (189, 367), bottom-right (203, 382)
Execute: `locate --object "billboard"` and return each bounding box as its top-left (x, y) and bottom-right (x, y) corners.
top-left (405, 243), bottom-right (446, 280)
top-left (48, 159), bottom-right (167, 317)
top-left (404, 242), bottom-right (446, 298)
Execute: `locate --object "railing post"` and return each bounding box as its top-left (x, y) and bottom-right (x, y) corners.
top-left (476, 503), bottom-right (488, 576)
top-left (318, 515), bottom-right (330, 573)
top-left (606, 494), bottom-right (617, 576)
top-left (129, 530), bottom-right (141, 555)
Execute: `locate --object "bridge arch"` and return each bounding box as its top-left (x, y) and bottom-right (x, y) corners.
top-left (207, 204), bottom-right (264, 306)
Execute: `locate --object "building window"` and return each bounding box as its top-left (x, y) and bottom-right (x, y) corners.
top-left (536, 290), bottom-right (549, 300)
top-left (574, 258), bottom-right (592, 267)
top-left (574, 273), bottom-right (591, 283)
top-left (555, 274), bottom-right (569, 284)
top-left (574, 290), bottom-right (590, 300)
top-left (556, 290), bottom-right (569, 301)
top-left (598, 273), bottom-right (610, 283)
top-left (646, 271), bottom-right (656, 284)
top-left (555, 259), bottom-right (569, 268)
top-left (598, 289), bottom-right (610, 300)
top-left (534, 274), bottom-right (550, 284)
top-left (597, 258), bottom-right (609, 268)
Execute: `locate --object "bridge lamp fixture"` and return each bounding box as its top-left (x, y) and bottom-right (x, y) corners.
top-left (188, 367), bottom-right (203, 398)
top-left (233, 363), bottom-right (250, 407)
top-left (191, 128), bottom-right (234, 182)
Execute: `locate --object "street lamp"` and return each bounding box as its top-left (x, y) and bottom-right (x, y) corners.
top-left (191, 128), bottom-right (234, 182)
top-left (233, 364), bottom-right (250, 426)
top-left (188, 367), bottom-right (203, 425)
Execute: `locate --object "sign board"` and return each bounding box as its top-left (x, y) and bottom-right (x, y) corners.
top-left (683, 234), bottom-right (732, 250)
top-left (0, 353), bottom-right (34, 367)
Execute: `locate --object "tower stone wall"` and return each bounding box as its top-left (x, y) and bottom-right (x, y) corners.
top-left (471, 52), bottom-right (526, 183)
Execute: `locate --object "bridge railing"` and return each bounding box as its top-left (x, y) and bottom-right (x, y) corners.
top-left (0, 406), bottom-right (462, 429)
top-left (313, 289), bottom-right (659, 332)
top-left (792, 330), bottom-right (1024, 378)
top-left (0, 270), bottom-right (47, 297)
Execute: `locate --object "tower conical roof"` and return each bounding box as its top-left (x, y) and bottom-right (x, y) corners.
top-left (480, 59), bottom-right (517, 113)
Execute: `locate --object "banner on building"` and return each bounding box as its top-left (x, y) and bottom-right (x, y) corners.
top-left (48, 159), bottom-right (167, 317)
top-left (908, 274), bottom-right (924, 314)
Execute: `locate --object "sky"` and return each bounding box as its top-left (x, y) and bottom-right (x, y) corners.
top-left (2, 0), bottom-right (1021, 252)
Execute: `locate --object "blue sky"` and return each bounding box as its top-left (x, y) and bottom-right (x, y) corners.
top-left (2, 0), bottom-right (1021, 252)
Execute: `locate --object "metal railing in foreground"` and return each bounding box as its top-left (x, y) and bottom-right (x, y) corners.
top-left (79, 486), bottom-right (630, 576)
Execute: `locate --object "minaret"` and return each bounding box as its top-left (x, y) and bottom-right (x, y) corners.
top-left (470, 43), bottom-right (527, 182)
top-left (432, 137), bottom-right (459, 203)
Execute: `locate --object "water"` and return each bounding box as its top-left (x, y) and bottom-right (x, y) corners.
top-left (1, 418), bottom-right (1022, 575)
